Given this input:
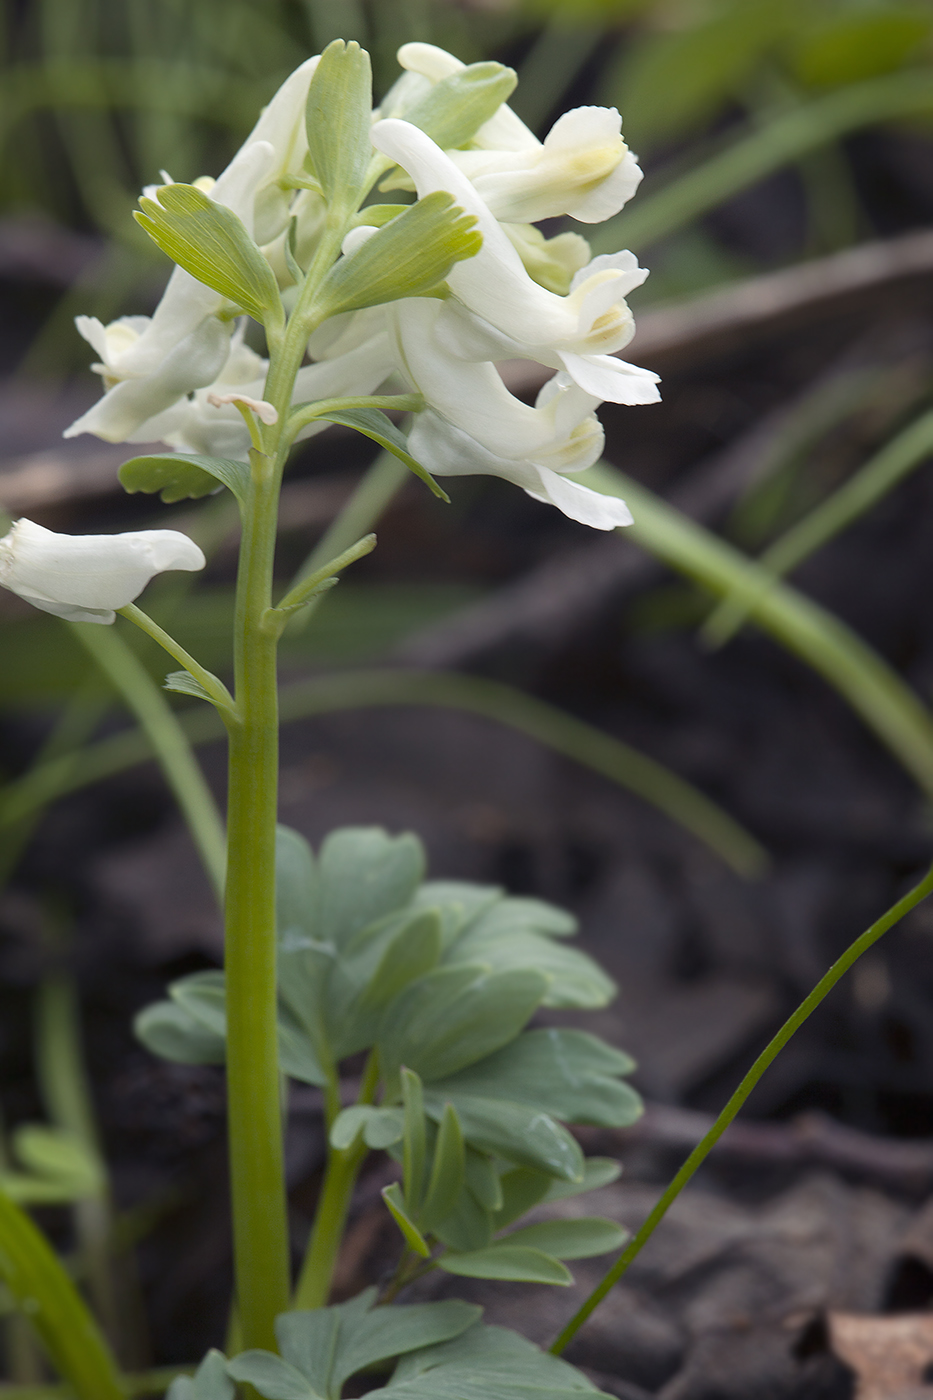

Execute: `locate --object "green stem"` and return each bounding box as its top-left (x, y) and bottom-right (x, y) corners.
top-left (551, 856), bottom-right (933, 1354)
top-left (117, 603), bottom-right (236, 716)
top-left (68, 623), bottom-right (226, 899)
top-left (223, 457), bottom-right (290, 1350)
top-left (293, 1051), bottom-right (379, 1309)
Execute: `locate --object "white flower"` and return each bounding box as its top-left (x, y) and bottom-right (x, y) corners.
top-left (389, 297), bottom-right (631, 529)
top-left (393, 43), bottom-right (641, 223)
top-left (129, 321), bottom-right (394, 461)
top-left (369, 119), bottom-right (659, 405)
top-left (0, 520), bottom-right (205, 624)
top-left (65, 57), bottom-right (322, 446)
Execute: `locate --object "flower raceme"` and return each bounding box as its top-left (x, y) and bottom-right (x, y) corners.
top-left (65, 40), bottom-right (660, 530)
top-left (0, 520), bottom-right (205, 624)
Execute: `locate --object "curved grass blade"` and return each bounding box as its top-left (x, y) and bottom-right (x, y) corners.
top-left (583, 462), bottom-right (933, 798)
top-left (704, 405), bottom-right (933, 647)
top-left (0, 669), bottom-right (767, 877)
top-left (0, 1189), bottom-right (123, 1400)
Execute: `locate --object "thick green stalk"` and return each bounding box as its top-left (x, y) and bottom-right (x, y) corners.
top-left (223, 456), bottom-right (290, 1350)
top-left (551, 856), bottom-right (933, 1354)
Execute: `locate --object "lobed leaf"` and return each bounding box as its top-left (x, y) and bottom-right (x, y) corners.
top-left (135, 184), bottom-right (282, 323)
top-left (402, 63), bottom-right (518, 152)
top-left (380, 966), bottom-right (548, 1084)
top-left (120, 452), bottom-right (250, 505)
top-left (305, 40), bottom-right (373, 207)
top-left (501, 1217), bottom-right (627, 1260)
top-left (430, 1029), bottom-right (642, 1128)
top-left (133, 999), bottom-right (225, 1065)
top-left (382, 1182), bottom-right (431, 1257)
top-left (310, 406), bottom-right (449, 501)
top-left (317, 191), bottom-right (481, 315)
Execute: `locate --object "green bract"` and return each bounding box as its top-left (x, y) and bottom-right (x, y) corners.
top-left (136, 825), bottom-right (642, 1286)
top-left (228, 1293), bottom-right (480, 1400)
top-left (305, 39), bottom-right (373, 209)
top-left (119, 452), bottom-right (250, 505)
top-left (401, 62), bottom-right (518, 151)
top-left (134, 184), bottom-right (283, 325)
top-left (316, 191), bottom-right (481, 315)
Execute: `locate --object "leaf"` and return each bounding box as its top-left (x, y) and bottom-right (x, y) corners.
top-left (120, 452), bottom-right (250, 505)
top-left (163, 971), bottom-right (328, 1086)
top-left (447, 928), bottom-right (614, 1009)
top-left (328, 910), bottom-right (444, 1059)
top-left (170, 970), bottom-right (226, 1036)
top-left (135, 183), bottom-right (282, 323)
top-left (276, 1307), bottom-right (342, 1400)
top-left (226, 1351), bottom-right (321, 1400)
top-left (464, 1147), bottom-right (502, 1213)
top-left (544, 1157), bottom-right (622, 1201)
top-left (164, 671), bottom-right (224, 707)
top-left (430, 1029), bottom-right (642, 1128)
top-left (0, 1189), bottom-right (125, 1400)
top-left (381, 1182), bottom-right (431, 1258)
top-left (432, 1181), bottom-right (493, 1253)
top-left (420, 1104), bottom-right (465, 1234)
top-left (439, 1244), bottom-right (571, 1286)
top-left (305, 40), bottom-right (373, 207)
top-left (384, 1323), bottom-right (602, 1400)
top-left (330, 1106), bottom-right (404, 1151)
top-left (401, 63), bottom-right (518, 153)
top-left (318, 827), bottom-right (425, 950)
top-left (328, 1300), bottom-right (482, 1394)
top-left (380, 966), bottom-right (549, 1084)
top-left (501, 1217), bottom-right (627, 1260)
top-left (276, 1007), bottom-right (329, 1088)
top-left (317, 192), bottom-right (481, 316)
top-left (425, 1093), bottom-right (583, 1183)
top-left (167, 1349), bottom-right (234, 1400)
top-left (133, 999), bottom-right (225, 1065)
top-left (12, 1127), bottom-right (102, 1198)
top-left (401, 1068), bottom-right (427, 1210)
top-left (311, 406), bottom-right (449, 501)
top-left (358, 911), bottom-right (443, 1011)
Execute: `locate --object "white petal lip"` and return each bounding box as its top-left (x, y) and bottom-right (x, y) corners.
top-left (0, 520), bottom-right (205, 624)
top-left (63, 315), bottom-right (231, 443)
top-left (408, 411), bottom-right (626, 530)
top-left (370, 119), bottom-right (650, 366)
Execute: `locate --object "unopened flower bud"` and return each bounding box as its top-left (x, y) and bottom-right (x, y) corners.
top-left (0, 520), bottom-right (205, 624)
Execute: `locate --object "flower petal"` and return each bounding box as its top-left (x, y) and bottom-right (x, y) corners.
top-left (0, 520), bottom-right (205, 623)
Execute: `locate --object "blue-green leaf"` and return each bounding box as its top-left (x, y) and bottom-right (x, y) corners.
top-left (501, 1217), bottom-right (627, 1260)
top-left (439, 1244), bottom-right (571, 1285)
top-left (120, 452), bottom-right (250, 505)
top-left (310, 407), bottom-right (449, 502)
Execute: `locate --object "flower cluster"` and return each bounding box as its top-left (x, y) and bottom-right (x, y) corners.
top-left (65, 42), bottom-right (660, 530)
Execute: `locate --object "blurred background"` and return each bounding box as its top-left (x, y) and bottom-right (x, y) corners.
top-left (3, 0), bottom-right (933, 1392)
